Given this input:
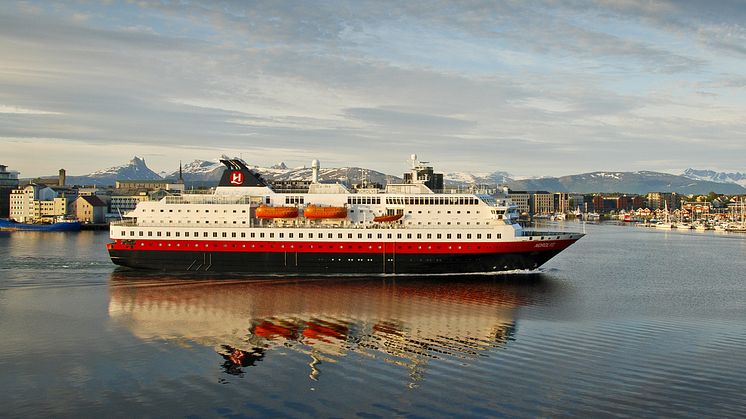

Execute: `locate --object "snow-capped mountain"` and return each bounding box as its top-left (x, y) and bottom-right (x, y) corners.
top-left (88, 156), bottom-right (161, 179)
top-left (167, 158), bottom-right (226, 183)
top-left (66, 157), bottom-right (162, 185)
top-left (444, 171), bottom-right (512, 185)
top-left (268, 166), bottom-right (399, 186)
top-left (36, 157), bottom-right (746, 194)
top-left (682, 169), bottom-right (746, 187)
top-left (162, 158), bottom-right (399, 186)
top-left (505, 171), bottom-right (746, 194)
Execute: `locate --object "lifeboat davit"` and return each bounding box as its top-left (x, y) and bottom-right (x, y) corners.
top-left (373, 213), bottom-right (403, 222)
top-left (304, 205), bottom-right (347, 219)
top-left (255, 205), bottom-right (299, 219)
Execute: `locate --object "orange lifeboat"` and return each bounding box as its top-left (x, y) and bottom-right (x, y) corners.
top-left (304, 205), bottom-right (347, 219)
top-left (373, 213), bottom-right (403, 222)
top-left (255, 205), bottom-right (299, 219)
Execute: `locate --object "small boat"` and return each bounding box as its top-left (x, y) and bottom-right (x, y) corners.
top-left (655, 202), bottom-right (673, 229)
top-left (373, 213), bottom-right (403, 222)
top-left (693, 222), bottom-right (710, 231)
top-left (255, 205), bottom-right (299, 219)
top-left (726, 223), bottom-right (746, 233)
top-left (585, 212), bottom-right (600, 221)
top-left (621, 214), bottom-right (640, 223)
top-left (0, 218), bottom-right (81, 232)
top-left (304, 205), bottom-right (347, 219)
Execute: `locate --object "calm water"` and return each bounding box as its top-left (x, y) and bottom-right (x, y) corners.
top-left (1, 224), bottom-right (746, 417)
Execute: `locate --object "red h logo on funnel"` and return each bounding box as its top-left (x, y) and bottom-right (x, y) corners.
top-left (229, 171), bottom-right (244, 185)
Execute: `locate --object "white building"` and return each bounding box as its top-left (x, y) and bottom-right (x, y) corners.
top-left (111, 193), bottom-right (150, 215)
top-left (9, 184), bottom-right (75, 222)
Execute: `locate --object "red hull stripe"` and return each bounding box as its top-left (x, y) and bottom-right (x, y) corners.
top-left (107, 239), bottom-right (577, 255)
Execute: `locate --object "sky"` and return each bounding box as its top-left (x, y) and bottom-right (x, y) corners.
top-left (1, 0), bottom-right (745, 179)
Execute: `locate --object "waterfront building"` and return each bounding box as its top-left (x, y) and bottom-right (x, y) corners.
top-left (9, 184), bottom-right (77, 222)
top-left (507, 190), bottom-right (530, 216)
top-left (10, 184), bottom-right (53, 222)
top-left (647, 192), bottom-right (681, 211)
top-left (617, 195), bottom-right (630, 211)
top-left (115, 180), bottom-right (185, 193)
top-left (0, 164), bottom-right (20, 219)
top-left (631, 195), bottom-right (645, 209)
top-left (592, 195), bottom-right (605, 213)
top-left (726, 198), bottom-right (746, 221)
top-left (36, 197), bottom-right (68, 220)
top-left (110, 192), bottom-right (151, 215)
top-left (576, 194), bottom-right (593, 213)
top-left (682, 201), bottom-right (712, 220)
top-left (553, 192), bottom-right (568, 214)
top-left (74, 195), bottom-right (107, 223)
top-left (601, 196), bottom-right (623, 212)
top-left (532, 191), bottom-right (553, 216)
top-left (568, 194), bottom-right (585, 212)
top-left (77, 186), bottom-right (112, 208)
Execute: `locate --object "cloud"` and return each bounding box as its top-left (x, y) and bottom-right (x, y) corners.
top-left (344, 107), bottom-right (476, 131)
top-left (0, 105), bottom-right (62, 115)
top-left (1, 0), bottom-right (745, 177)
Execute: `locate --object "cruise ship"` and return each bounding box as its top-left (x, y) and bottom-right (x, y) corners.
top-left (107, 156), bottom-right (583, 274)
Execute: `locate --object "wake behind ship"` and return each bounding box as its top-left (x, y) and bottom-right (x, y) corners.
top-left (107, 157), bottom-right (583, 274)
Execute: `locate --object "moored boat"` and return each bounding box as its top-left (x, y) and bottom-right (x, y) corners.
top-left (0, 218), bottom-right (81, 232)
top-left (726, 223), bottom-right (746, 233)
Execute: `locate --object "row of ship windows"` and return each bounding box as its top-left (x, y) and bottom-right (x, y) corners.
top-left (406, 221), bottom-right (487, 226)
top-left (348, 197), bottom-right (382, 205)
top-left (121, 230), bottom-right (502, 240)
top-left (146, 208), bottom-right (248, 213)
top-left (125, 242), bottom-right (489, 251)
top-left (350, 209), bottom-right (479, 215)
top-left (347, 197), bottom-right (481, 206)
top-left (136, 219), bottom-right (490, 226)
top-left (140, 219), bottom-right (247, 225)
top-left (387, 197), bottom-right (479, 206)
top-left (145, 201), bottom-right (481, 211)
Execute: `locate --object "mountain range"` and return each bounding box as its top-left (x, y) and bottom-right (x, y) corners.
top-left (503, 171), bottom-right (746, 195)
top-left (681, 169), bottom-right (746, 188)
top-left (31, 156), bottom-right (746, 195)
top-left (154, 157), bottom-right (402, 187)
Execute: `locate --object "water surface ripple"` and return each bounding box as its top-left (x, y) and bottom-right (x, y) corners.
top-left (1, 226), bottom-right (746, 417)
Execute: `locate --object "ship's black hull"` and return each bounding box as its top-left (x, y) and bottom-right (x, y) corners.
top-left (108, 248), bottom-right (566, 275)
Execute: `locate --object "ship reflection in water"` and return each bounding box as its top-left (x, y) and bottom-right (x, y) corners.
top-left (108, 272), bottom-right (554, 383)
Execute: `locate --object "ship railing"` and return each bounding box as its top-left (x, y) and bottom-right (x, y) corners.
top-left (522, 230), bottom-right (575, 238)
top-left (162, 195), bottom-right (254, 205)
top-left (110, 219), bottom-right (138, 226)
top-left (110, 220), bottom-right (500, 230)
